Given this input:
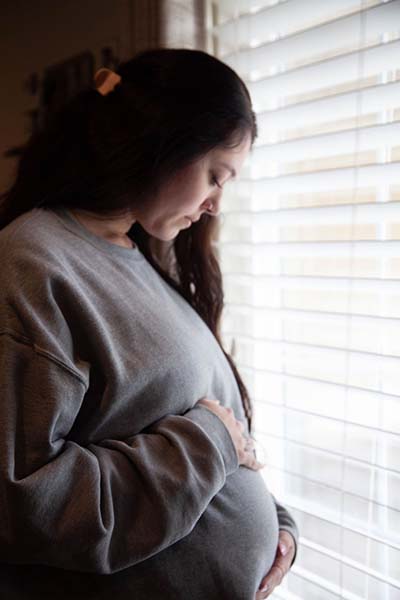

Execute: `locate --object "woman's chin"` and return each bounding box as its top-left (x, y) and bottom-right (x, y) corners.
top-left (144, 218), bottom-right (191, 241)
top-left (167, 218), bottom-right (191, 237)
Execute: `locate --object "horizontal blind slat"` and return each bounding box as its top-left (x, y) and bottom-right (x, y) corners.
top-left (243, 161), bottom-right (400, 192)
top-left (222, 201), bottom-right (400, 217)
top-left (280, 501), bottom-right (400, 556)
top-left (236, 357), bottom-right (400, 397)
top-left (260, 453), bottom-right (400, 514)
top-left (224, 301), bottom-right (400, 320)
top-left (288, 537), bottom-right (400, 588)
top-left (253, 408), bottom-right (400, 475)
top-left (233, 343), bottom-right (400, 394)
top-left (219, 1), bottom-right (400, 73)
top-left (214, 0), bottom-right (365, 28)
top-left (251, 398), bottom-right (400, 437)
top-left (248, 38), bottom-right (400, 108)
top-left (251, 123), bottom-right (400, 177)
top-left (257, 78), bottom-right (400, 124)
top-left (224, 330), bottom-right (400, 361)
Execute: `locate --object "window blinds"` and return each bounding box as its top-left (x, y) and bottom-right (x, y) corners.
top-left (207, 1), bottom-right (400, 598)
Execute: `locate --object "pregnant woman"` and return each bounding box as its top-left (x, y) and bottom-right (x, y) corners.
top-left (0, 48), bottom-right (298, 599)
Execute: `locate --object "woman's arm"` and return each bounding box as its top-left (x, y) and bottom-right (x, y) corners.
top-left (0, 330), bottom-right (239, 575)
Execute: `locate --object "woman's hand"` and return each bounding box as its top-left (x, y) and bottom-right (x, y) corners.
top-left (196, 397), bottom-right (265, 471)
top-left (255, 530), bottom-right (296, 599)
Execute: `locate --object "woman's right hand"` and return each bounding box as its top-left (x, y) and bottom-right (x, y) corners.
top-left (196, 397), bottom-right (265, 471)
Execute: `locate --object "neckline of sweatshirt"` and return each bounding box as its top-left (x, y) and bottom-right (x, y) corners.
top-left (51, 205), bottom-right (146, 262)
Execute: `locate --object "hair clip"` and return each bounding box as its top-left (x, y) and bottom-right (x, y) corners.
top-left (94, 68), bottom-right (122, 96)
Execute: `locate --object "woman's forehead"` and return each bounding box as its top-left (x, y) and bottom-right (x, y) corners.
top-left (210, 136), bottom-right (251, 167)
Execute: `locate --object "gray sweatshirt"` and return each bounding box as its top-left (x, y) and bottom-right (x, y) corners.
top-left (0, 206), bottom-right (299, 599)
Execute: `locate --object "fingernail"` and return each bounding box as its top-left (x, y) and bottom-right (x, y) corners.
top-left (280, 543), bottom-right (288, 555)
top-left (259, 583), bottom-right (269, 592)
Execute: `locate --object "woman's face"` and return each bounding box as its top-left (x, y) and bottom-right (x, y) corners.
top-left (133, 133), bottom-right (252, 241)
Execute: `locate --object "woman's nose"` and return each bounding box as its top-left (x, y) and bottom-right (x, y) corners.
top-left (203, 193), bottom-right (222, 216)
top-left (203, 202), bottom-right (219, 216)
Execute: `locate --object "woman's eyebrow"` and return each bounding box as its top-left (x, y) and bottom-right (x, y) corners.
top-left (218, 162), bottom-right (237, 179)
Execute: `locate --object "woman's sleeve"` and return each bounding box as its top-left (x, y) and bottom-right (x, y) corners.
top-left (272, 495), bottom-right (300, 567)
top-left (0, 330), bottom-right (239, 575)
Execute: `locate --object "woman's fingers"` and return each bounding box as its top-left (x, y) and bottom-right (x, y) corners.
top-left (255, 531), bottom-right (296, 598)
top-left (241, 436), bottom-right (265, 470)
top-left (245, 436), bottom-right (255, 449)
top-left (236, 419), bottom-right (245, 431)
top-left (196, 399), bottom-right (265, 471)
top-left (246, 453), bottom-right (265, 470)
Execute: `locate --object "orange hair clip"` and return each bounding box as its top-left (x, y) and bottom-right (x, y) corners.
top-left (94, 68), bottom-right (122, 96)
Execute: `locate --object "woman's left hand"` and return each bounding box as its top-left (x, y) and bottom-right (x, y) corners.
top-left (255, 530), bottom-right (296, 599)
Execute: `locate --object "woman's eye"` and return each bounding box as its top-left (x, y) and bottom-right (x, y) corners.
top-left (211, 175), bottom-right (222, 189)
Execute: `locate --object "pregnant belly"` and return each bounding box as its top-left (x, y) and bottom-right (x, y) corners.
top-left (199, 467), bottom-right (280, 598)
top-left (96, 466), bottom-right (280, 600)
top-left (4, 468), bottom-right (280, 600)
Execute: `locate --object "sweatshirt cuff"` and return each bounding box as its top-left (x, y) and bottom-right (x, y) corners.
top-left (183, 405), bottom-right (239, 476)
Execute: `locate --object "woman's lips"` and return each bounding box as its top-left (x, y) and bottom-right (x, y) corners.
top-left (182, 216), bottom-right (200, 227)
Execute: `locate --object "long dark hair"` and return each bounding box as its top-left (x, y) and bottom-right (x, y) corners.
top-left (0, 48), bottom-right (258, 433)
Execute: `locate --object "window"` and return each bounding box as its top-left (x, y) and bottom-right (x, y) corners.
top-left (207, 1), bottom-right (400, 598)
